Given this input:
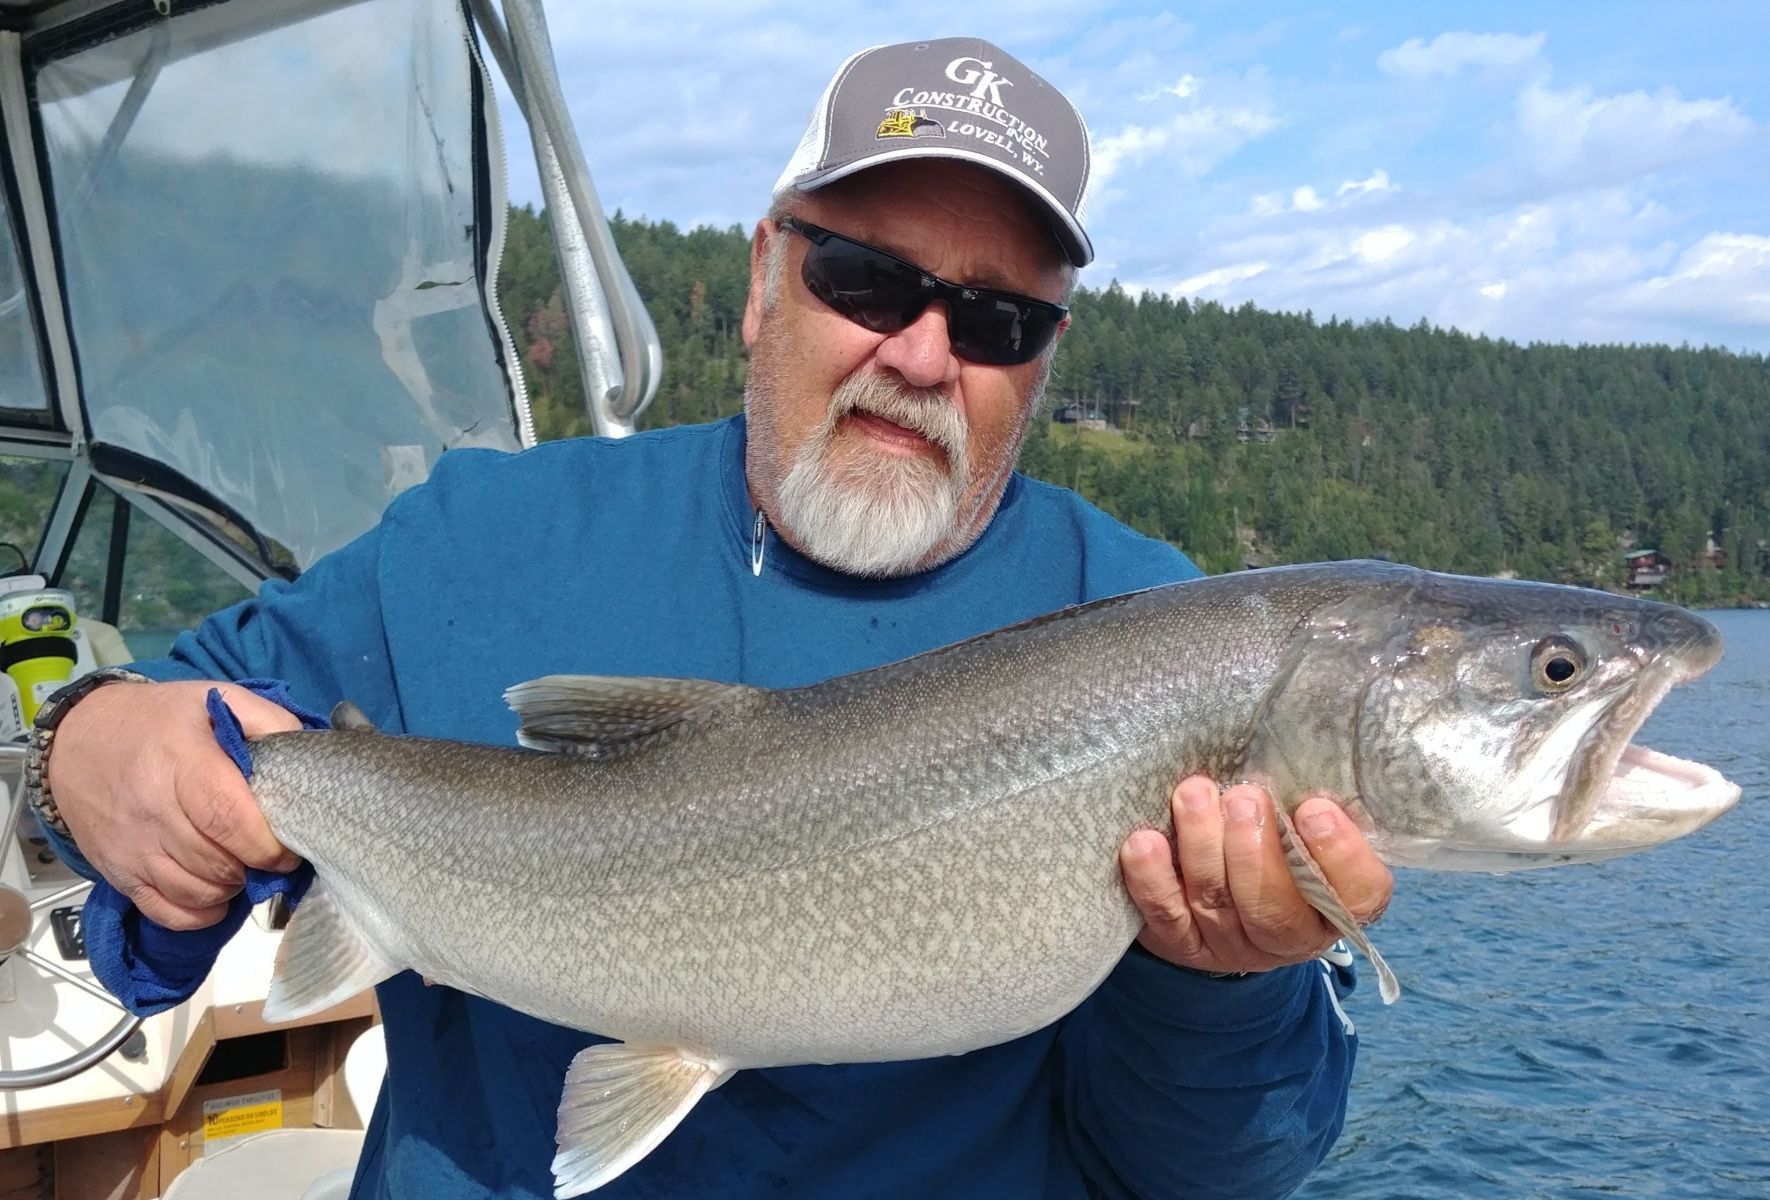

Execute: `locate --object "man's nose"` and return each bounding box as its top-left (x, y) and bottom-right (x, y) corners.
top-left (873, 303), bottom-right (962, 390)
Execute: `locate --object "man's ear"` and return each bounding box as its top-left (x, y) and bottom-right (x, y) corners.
top-left (1052, 313), bottom-right (1072, 346)
top-left (742, 219), bottom-right (775, 349)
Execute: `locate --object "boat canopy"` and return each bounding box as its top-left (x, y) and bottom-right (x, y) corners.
top-left (0, 0), bottom-right (663, 1114)
top-left (0, 0), bottom-right (658, 605)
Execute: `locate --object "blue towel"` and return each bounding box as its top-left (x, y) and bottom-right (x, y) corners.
top-left (82, 680), bottom-right (328, 1016)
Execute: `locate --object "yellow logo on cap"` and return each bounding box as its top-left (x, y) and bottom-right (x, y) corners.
top-left (876, 110), bottom-right (917, 138)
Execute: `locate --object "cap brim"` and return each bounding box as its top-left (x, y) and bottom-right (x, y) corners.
top-left (786, 146), bottom-right (1094, 268)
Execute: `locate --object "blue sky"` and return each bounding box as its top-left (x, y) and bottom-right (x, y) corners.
top-left (505, 2), bottom-right (1770, 352)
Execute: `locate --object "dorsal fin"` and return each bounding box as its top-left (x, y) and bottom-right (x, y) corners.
top-left (330, 700), bottom-right (378, 731)
top-left (504, 674), bottom-right (759, 758)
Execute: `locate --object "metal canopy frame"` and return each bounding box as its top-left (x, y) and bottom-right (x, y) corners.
top-left (0, 1), bottom-right (116, 33)
top-left (468, 0), bottom-right (661, 438)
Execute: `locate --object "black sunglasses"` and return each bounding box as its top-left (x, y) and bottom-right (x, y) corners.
top-left (778, 217), bottom-right (1067, 366)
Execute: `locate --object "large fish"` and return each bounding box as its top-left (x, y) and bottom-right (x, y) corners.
top-left (246, 562), bottom-right (1741, 1196)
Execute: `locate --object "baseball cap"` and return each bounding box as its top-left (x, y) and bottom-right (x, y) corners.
top-left (774, 38), bottom-right (1095, 267)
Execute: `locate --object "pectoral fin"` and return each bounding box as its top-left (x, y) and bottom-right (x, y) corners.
top-left (263, 879), bottom-right (401, 1022)
top-left (1273, 804), bottom-right (1401, 1004)
top-left (552, 1043), bottom-right (729, 1197)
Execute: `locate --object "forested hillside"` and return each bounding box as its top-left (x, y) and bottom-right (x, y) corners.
top-left (500, 206), bottom-right (1770, 603)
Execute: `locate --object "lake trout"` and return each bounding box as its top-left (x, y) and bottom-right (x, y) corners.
top-left (245, 561), bottom-right (1741, 1196)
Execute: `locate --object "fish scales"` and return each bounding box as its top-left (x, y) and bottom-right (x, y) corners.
top-left (248, 570), bottom-right (1337, 1058)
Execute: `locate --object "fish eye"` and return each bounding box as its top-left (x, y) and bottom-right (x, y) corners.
top-left (1531, 637), bottom-right (1586, 693)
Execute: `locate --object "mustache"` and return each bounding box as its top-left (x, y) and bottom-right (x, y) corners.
top-left (829, 374), bottom-right (969, 465)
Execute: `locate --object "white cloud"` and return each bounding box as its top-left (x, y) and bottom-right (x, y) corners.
top-left (1354, 226), bottom-right (1414, 263)
top-left (1514, 82), bottom-right (1756, 187)
top-left (1092, 75), bottom-right (1279, 190)
top-left (1132, 187), bottom-right (1703, 346)
top-left (1291, 186), bottom-right (1324, 212)
top-left (1378, 31), bottom-right (1545, 78)
top-left (1251, 169), bottom-right (1395, 217)
top-left (492, 1), bottom-right (1769, 352)
top-left (1171, 261), bottom-right (1268, 295)
top-left (1612, 233), bottom-right (1770, 324)
top-left (1337, 169), bottom-right (1395, 198)
top-left (1141, 74), bottom-right (1199, 102)
top-left (1250, 184), bottom-right (1326, 217)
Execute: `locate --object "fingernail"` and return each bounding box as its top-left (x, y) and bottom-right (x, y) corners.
top-left (1226, 793), bottom-right (1259, 823)
top-left (1180, 783), bottom-right (1215, 813)
top-left (1125, 830), bottom-right (1163, 859)
top-left (1302, 809), bottom-right (1339, 840)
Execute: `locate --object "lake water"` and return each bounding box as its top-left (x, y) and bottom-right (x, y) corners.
top-left (1302, 609), bottom-right (1770, 1200)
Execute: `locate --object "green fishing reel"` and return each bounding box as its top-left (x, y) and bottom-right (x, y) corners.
top-left (0, 586), bottom-right (77, 724)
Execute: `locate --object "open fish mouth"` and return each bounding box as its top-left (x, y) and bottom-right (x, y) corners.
top-left (1555, 652), bottom-right (1740, 848)
top-left (1586, 742), bottom-right (1741, 842)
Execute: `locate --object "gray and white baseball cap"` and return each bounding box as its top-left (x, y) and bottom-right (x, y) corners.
top-left (774, 38), bottom-right (1095, 267)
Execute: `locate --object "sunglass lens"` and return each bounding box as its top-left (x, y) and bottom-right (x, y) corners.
top-left (951, 295), bottom-right (1061, 366)
top-left (801, 240), bottom-right (924, 334)
top-left (795, 224), bottom-right (1062, 365)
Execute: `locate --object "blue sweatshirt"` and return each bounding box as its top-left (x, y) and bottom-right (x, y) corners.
top-left (90, 416), bottom-right (1355, 1198)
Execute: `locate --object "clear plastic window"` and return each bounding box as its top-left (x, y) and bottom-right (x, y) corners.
top-left (35, 0), bottom-right (517, 572)
top-left (55, 489), bottom-right (249, 660)
top-left (0, 455), bottom-right (67, 567)
top-left (0, 189), bottom-right (49, 413)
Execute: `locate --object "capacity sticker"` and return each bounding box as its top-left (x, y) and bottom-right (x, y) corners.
top-left (202, 1088), bottom-right (284, 1143)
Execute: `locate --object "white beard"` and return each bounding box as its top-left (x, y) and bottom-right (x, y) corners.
top-left (772, 374), bottom-right (971, 578)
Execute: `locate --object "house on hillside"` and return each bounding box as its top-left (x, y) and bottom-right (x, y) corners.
top-left (1234, 409), bottom-right (1276, 443)
top-left (1052, 402), bottom-right (1110, 431)
top-left (1625, 549), bottom-right (1672, 590)
top-left (1702, 533), bottom-right (1726, 570)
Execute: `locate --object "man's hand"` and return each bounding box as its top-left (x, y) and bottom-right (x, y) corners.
top-left (47, 681), bottom-right (304, 931)
top-left (1119, 776), bottom-right (1392, 975)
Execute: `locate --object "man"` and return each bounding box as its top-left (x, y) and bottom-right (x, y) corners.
top-left (33, 37), bottom-right (1389, 1199)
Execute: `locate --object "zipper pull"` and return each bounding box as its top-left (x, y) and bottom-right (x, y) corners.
top-left (751, 509), bottom-right (767, 577)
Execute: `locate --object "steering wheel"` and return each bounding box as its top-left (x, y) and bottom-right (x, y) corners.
top-left (0, 748), bottom-right (142, 1088)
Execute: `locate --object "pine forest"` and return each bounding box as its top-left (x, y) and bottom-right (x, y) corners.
top-left (501, 206), bottom-right (1770, 605)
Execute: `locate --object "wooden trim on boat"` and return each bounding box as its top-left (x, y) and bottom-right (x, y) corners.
top-left (0, 990), bottom-right (378, 1153)
top-left (212, 992), bottom-right (377, 1043)
top-left (0, 1089), bottom-right (163, 1151)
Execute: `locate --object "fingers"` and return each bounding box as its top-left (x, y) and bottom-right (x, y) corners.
top-left (47, 679), bottom-right (305, 930)
top-left (1294, 795), bottom-right (1394, 925)
top-left (214, 684), bottom-right (305, 739)
top-left (1171, 777), bottom-right (1233, 911)
top-left (1119, 829), bottom-right (1205, 963)
top-left (131, 852), bottom-right (239, 930)
top-left (167, 684), bottom-right (302, 873)
top-left (1171, 777), bottom-right (1254, 961)
top-left (173, 748), bottom-right (300, 873)
top-left (1222, 787), bottom-right (1334, 959)
top-left (133, 893), bottom-right (233, 932)
top-left (136, 856), bottom-right (242, 927)
top-left (152, 811), bottom-right (248, 891)
top-left (1122, 776), bottom-right (1340, 976)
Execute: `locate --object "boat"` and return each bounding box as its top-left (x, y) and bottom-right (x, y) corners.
top-left (0, 1), bottom-right (656, 1194)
